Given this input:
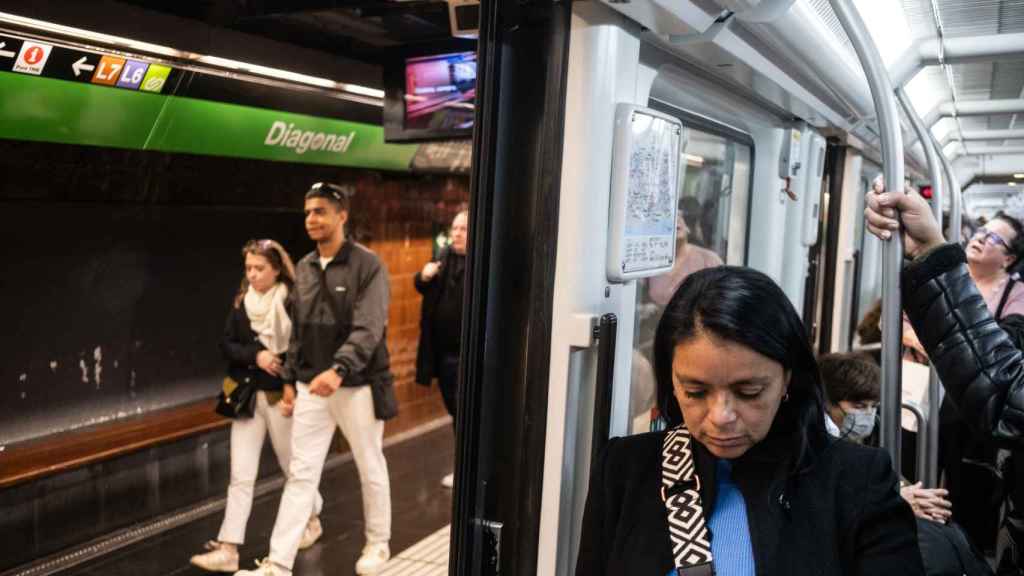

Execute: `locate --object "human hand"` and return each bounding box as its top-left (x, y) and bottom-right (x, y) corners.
top-left (901, 482), bottom-right (952, 523)
top-left (421, 261), bottom-right (442, 281)
top-left (257, 350), bottom-right (282, 376)
top-left (280, 384), bottom-right (296, 417)
top-left (864, 189), bottom-right (945, 259)
top-left (309, 369), bottom-right (342, 397)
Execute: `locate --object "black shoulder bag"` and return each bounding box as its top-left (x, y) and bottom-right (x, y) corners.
top-left (215, 376), bottom-right (257, 419)
top-left (320, 267), bottom-right (399, 421)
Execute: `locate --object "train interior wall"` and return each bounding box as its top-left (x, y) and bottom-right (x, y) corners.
top-left (0, 138), bottom-right (467, 569)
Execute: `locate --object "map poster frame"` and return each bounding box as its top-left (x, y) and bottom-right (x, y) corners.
top-left (606, 103), bottom-right (685, 283)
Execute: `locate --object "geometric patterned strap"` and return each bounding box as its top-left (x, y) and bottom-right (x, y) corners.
top-left (661, 426), bottom-right (715, 576)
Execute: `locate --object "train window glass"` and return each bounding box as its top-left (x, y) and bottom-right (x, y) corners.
top-left (628, 129), bottom-right (752, 434)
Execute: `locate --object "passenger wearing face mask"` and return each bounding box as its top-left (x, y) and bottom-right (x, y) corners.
top-left (819, 352), bottom-right (879, 442)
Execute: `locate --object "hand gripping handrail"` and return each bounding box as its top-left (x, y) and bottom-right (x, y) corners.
top-left (828, 0), bottom-right (904, 469)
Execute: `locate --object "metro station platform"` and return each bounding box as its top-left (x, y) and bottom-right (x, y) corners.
top-left (47, 421), bottom-right (454, 576)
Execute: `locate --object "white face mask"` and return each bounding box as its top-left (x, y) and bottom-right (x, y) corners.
top-left (841, 407), bottom-right (877, 440)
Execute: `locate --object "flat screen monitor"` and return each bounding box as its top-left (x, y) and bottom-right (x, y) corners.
top-left (384, 49), bottom-right (476, 142)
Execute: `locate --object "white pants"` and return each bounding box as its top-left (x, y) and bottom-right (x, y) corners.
top-left (268, 383), bottom-right (390, 569)
top-left (218, 391), bottom-right (324, 545)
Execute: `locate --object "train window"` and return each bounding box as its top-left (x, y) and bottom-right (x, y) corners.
top-left (628, 128), bottom-right (752, 434)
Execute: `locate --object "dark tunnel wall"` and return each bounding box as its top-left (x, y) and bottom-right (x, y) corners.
top-left (0, 139), bottom-right (468, 446)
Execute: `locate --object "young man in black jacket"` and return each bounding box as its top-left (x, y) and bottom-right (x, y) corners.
top-left (236, 183), bottom-right (393, 576)
top-left (866, 190), bottom-right (1024, 575)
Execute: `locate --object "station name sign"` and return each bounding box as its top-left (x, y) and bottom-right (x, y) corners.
top-left (0, 33), bottom-right (177, 93)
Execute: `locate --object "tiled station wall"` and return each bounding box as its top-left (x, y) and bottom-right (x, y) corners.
top-left (0, 140), bottom-right (469, 443)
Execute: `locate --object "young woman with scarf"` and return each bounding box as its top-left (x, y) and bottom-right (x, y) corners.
top-left (190, 239), bottom-right (324, 572)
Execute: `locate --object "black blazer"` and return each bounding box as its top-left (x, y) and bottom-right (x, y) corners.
top-left (221, 304), bottom-right (286, 392)
top-left (576, 430), bottom-right (924, 576)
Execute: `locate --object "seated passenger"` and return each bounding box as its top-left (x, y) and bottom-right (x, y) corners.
top-left (819, 352), bottom-right (880, 442)
top-left (191, 239), bottom-right (323, 572)
top-left (576, 266), bottom-right (923, 575)
top-left (818, 352), bottom-right (952, 524)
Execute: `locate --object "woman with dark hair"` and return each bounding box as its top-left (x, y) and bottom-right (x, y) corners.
top-left (576, 266), bottom-right (922, 576)
top-left (190, 240), bottom-right (323, 572)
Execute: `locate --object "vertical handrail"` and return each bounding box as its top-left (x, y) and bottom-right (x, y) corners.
top-left (829, 0), bottom-right (905, 469)
top-left (933, 133), bottom-right (963, 245)
top-left (901, 401), bottom-right (929, 484)
top-left (591, 314), bottom-right (618, 465)
top-left (895, 87), bottom-right (943, 488)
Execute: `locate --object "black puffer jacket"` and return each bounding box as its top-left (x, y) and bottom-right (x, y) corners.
top-left (901, 243), bottom-right (1024, 446)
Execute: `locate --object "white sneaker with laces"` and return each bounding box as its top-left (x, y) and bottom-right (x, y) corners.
top-left (232, 558), bottom-right (290, 576)
top-left (190, 541), bottom-right (239, 573)
top-left (298, 516), bottom-right (322, 550)
top-left (441, 473), bottom-right (454, 489)
top-left (354, 542), bottom-right (390, 575)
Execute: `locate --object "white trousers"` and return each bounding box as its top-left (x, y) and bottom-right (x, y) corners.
top-left (268, 383), bottom-right (391, 569)
top-left (217, 391), bottom-right (324, 545)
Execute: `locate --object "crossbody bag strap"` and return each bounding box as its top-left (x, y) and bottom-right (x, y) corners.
top-left (662, 426), bottom-right (715, 576)
top-left (996, 275), bottom-right (1018, 320)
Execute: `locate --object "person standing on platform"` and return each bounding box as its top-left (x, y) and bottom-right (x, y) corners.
top-left (414, 209), bottom-right (469, 489)
top-left (190, 239), bottom-right (323, 573)
top-left (236, 183), bottom-right (393, 576)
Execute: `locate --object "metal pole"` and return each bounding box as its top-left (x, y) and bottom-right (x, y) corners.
top-left (933, 133), bottom-right (963, 245)
top-left (902, 401), bottom-right (929, 483)
top-left (829, 0), bottom-right (904, 470)
top-left (897, 87), bottom-right (943, 487)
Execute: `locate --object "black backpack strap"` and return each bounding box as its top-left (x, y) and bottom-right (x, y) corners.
top-left (661, 426), bottom-right (715, 576)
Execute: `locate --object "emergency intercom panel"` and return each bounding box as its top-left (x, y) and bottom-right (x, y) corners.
top-left (606, 104), bottom-right (685, 283)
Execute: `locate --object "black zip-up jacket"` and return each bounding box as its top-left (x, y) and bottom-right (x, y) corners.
top-left (414, 248), bottom-right (466, 385)
top-left (221, 303), bottom-right (286, 392)
top-left (901, 243), bottom-right (1024, 448)
top-left (282, 241), bottom-right (391, 387)
top-left (576, 428), bottom-right (923, 575)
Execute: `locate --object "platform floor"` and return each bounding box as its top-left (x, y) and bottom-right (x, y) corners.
top-left (59, 423), bottom-right (455, 576)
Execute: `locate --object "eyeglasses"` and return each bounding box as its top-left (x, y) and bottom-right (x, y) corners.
top-left (973, 227), bottom-right (1010, 250)
top-left (308, 182), bottom-right (350, 202)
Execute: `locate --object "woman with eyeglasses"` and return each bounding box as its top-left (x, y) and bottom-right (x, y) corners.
top-left (190, 240), bottom-right (324, 573)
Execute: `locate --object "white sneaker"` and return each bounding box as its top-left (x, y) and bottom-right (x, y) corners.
top-left (354, 542), bottom-right (390, 575)
top-left (441, 473), bottom-right (454, 489)
top-left (190, 541), bottom-right (239, 572)
top-left (232, 558), bottom-right (290, 576)
top-left (298, 516), bottom-right (322, 550)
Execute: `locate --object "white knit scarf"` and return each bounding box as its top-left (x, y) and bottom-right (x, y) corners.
top-left (244, 282), bottom-right (292, 355)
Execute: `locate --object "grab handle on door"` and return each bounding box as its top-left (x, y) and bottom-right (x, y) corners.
top-left (591, 313), bottom-right (618, 465)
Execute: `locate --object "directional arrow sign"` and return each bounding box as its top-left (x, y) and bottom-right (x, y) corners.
top-left (71, 56), bottom-right (94, 77)
top-left (0, 42), bottom-right (15, 59)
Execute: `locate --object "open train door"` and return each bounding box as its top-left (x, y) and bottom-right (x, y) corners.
top-left (450, 2), bottom-right (574, 575)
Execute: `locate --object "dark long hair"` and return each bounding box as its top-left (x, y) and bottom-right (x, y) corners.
top-left (654, 266), bottom-right (829, 464)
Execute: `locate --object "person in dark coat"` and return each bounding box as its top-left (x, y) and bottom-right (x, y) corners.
top-left (866, 190), bottom-right (1024, 575)
top-left (576, 266), bottom-right (923, 576)
top-left (414, 209), bottom-right (468, 489)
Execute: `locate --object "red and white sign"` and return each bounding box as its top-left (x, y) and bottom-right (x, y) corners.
top-left (13, 41), bottom-right (52, 75)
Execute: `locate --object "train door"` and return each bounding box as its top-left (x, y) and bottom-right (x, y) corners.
top-left (455, 4), bottom-right (792, 575)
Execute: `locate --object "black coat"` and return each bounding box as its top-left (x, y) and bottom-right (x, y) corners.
top-left (576, 430), bottom-right (923, 576)
top-left (414, 248), bottom-right (465, 385)
top-left (221, 304), bottom-right (286, 392)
